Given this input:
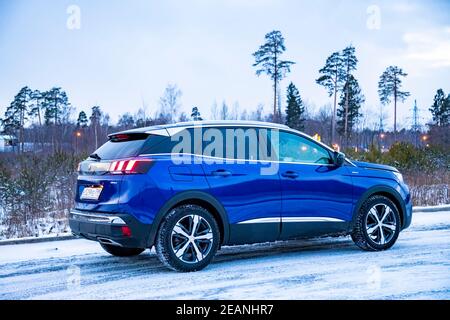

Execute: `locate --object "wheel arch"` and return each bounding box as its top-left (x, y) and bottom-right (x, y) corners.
top-left (146, 190), bottom-right (230, 247)
top-left (352, 185), bottom-right (406, 229)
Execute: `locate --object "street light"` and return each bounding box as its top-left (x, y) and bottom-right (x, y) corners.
top-left (75, 131), bottom-right (82, 152)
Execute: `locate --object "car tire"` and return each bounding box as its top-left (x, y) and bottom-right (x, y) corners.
top-left (155, 204), bottom-right (220, 272)
top-left (351, 195), bottom-right (401, 251)
top-left (100, 243), bottom-right (145, 257)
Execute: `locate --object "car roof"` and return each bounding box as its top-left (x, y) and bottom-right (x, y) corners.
top-left (110, 120), bottom-right (289, 136)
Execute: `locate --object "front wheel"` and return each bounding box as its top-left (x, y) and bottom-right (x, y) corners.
top-left (351, 195), bottom-right (401, 251)
top-left (100, 243), bottom-right (145, 257)
top-left (155, 205), bottom-right (220, 272)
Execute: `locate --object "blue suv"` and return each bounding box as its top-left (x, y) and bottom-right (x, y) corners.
top-left (70, 121), bottom-right (412, 272)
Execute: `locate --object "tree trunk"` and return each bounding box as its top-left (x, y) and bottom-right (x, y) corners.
top-left (273, 49), bottom-right (278, 123)
top-left (37, 101), bottom-right (44, 150)
top-left (332, 83), bottom-right (337, 145)
top-left (344, 58), bottom-right (350, 146)
top-left (20, 110), bottom-right (24, 154)
top-left (394, 84), bottom-right (397, 142)
top-left (94, 124), bottom-right (98, 149)
top-left (274, 79), bottom-right (277, 123)
top-left (54, 100), bottom-right (58, 152)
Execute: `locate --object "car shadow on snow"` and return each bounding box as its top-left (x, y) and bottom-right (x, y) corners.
top-left (79, 236), bottom-right (359, 279)
top-left (0, 236), bottom-right (359, 281)
top-left (213, 236), bottom-right (358, 265)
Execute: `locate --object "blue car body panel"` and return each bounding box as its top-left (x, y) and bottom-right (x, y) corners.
top-left (70, 121), bottom-right (412, 248)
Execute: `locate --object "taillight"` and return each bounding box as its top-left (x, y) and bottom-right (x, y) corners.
top-left (109, 159), bottom-right (152, 174)
top-left (121, 226), bottom-right (132, 237)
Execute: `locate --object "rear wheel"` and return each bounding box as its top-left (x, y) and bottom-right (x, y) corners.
top-left (156, 205), bottom-right (220, 272)
top-left (351, 195), bottom-right (401, 251)
top-left (100, 243), bottom-right (145, 257)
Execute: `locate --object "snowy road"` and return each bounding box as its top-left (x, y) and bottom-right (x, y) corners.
top-left (1, 211), bottom-right (449, 299)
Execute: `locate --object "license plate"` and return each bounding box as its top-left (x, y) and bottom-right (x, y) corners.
top-left (80, 186), bottom-right (103, 200)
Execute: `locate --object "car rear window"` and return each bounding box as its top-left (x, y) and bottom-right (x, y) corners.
top-left (92, 133), bottom-right (152, 160)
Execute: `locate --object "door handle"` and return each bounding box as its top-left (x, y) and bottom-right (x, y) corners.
top-left (282, 171), bottom-right (299, 179)
top-left (211, 169), bottom-right (232, 177)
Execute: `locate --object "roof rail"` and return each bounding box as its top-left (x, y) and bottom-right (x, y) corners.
top-left (110, 120), bottom-right (290, 136)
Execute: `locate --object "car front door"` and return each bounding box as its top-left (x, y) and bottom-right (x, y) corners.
top-left (273, 130), bottom-right (354, 239)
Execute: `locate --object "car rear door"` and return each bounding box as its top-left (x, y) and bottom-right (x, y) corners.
top-left (200, 126), bottom-right (282, 244)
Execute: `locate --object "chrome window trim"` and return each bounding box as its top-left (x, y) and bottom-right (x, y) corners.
top-left (156, 124), bottom-right (335, 155)
top-left (140, 124), bottom-right (356, 167)
top-left (138, 153), bottom-right (337, 167)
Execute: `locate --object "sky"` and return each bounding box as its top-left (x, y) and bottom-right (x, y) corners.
top-left (0, 0), bottom-right (449, 130)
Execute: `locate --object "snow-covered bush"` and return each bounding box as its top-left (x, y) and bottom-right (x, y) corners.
top-left (0, 152), bottom-right (83, 239)
top-left (411, 184), bottom-right (449, 206)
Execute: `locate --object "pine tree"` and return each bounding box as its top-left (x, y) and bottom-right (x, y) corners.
top-left (253, 30), bottom-right (295, 123)
top-left (90, 106), bottom-right (102, 149)
top-left (43, 87), bottom-right (69, 125)
top-left (341, 45), bottom-right (358, 137)
top-left (117, 113), bottom-right (135, 128)
top-left (76, 111), bottom-right (88, 128)
top-left (316, 51), bottom-right (345, 144)
top-left (285, 82), bottom-right (305, 131)
top-left (28, 90), bottom-right (44, 127)
top-left (337, 75), bottom-right (364, 141)
top-left (191, 107), bottom-right (203, 121)
top-left (378, 66), bottom-right (410, 140)
top-left (2, 86), bottom-right (32, 152)
top-left (28, 89), bottom-right (46, 153)
top-left (446, 94), bottom-right (450, 125)
top-left (429, 89), bottom-right (449, 126)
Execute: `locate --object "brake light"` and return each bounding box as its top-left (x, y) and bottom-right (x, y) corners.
top-left (111, 134), bottom-right (131, 142)
top-left (109, 159), bottom-right (152, 174)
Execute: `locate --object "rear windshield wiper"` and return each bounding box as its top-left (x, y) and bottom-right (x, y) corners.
top-left (89, 153), bottom-right (102, 160)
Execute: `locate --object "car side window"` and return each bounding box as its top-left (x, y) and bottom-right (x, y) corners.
top-left (139, 134), bottom-right (171, 154)
top-left (222, 127), bottom-right (259, 161)
top-left (277, 131), bottom-right (333, 164)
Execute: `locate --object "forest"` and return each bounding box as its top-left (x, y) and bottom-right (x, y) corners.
top-left (0, 30), bottom-right (449, 239)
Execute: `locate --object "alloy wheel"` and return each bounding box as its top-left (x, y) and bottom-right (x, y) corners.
top-left (365, 203), bottom-right (397, 245)
top-left (171, 214), bottom-right (214, 264)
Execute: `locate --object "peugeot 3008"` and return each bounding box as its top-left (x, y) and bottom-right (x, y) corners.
top-left (70, 121), bottom-right (412, 272)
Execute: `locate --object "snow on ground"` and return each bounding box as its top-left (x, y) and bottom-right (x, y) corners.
top-left (0, 211), bottom-right (449, 300)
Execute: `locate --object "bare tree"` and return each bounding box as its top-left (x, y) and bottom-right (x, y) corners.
top-left (159, 84), bottom-right (182, 123)
top-left (220, 101), bottom-right (229, 120)
top-left (210, 100), bottom-right (219, 120)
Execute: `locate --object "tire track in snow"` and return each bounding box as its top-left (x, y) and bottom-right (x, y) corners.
top-left (0, 211), bottom-right (449, 299)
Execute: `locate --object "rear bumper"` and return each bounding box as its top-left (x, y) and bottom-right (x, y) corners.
top-left (69, 209), bottom-right (152, 248)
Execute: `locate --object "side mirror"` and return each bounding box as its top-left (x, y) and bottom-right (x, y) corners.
top-left (333, 152), bottom-right (345, 167)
